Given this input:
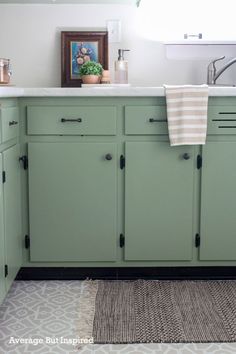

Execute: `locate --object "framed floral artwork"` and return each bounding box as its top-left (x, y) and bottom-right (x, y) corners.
top-left (61, 31), bottom-right (108, 87)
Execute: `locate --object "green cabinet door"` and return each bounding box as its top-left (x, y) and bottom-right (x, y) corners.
top-left (125, 142), bottom-right (194, 261)
top-left (200, 142), bottom-right (236, 260)
top-left (28, 143), bottom-right (117, 262)
top-left (3, 145), bottom-right (22, 292)
top-left (0, 153), bottom-right (6, 304)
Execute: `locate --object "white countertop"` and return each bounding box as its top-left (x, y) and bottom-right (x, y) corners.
top-left (1, 86), bottom-right (236, 97)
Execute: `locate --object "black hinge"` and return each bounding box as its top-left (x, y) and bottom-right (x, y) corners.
top-left (119, 234), bottom-right (125, 248)
top-left (2, 171), bottom-right (6, 184)
top-left (4, 264), bottom-right (8, 278)
top-left (197, 155), bottom-right (202, 169)
top-left (195, 234), bottom-right (200, 247)
top-left (120, 155), bottom-right (125, 170)
top-left (19, 156), bottom-right (28, 170)
top-left (25, 235), bottom-right (30, 249)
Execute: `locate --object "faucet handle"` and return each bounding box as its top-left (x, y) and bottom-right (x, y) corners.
top-left (207, 56), bottom-right (225, 85)
top-left (211, 56), bottom-right (225, 69)
top-left (208, 56), bottom-right (225, 70)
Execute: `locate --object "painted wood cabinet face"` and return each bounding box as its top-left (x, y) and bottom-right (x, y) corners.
top-left (22, 98), bottom-right (236, 266)
top-left (200, 142), bottom-right (236, 260)
top-left (125, 106), bottom-right (167, 135)
top-left (207, 106), bottom-right (236, 135)
top-left (27, 106), bottom-right (117, 136)
top-left (0, 153), bottom-right (6, 304)
top-left (28, 142), bottom-right (117, 262)
top-left (3, 145), bottom-right (22, 292)
top-left (125, 142), bottom-right (194, 261)
top-left (0, 107), bottom-right (19, 143)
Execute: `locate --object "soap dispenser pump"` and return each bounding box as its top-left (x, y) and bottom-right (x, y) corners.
top-left (114, 49), bottom-right (130, 84)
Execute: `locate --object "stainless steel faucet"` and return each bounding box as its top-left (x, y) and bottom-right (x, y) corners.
top-left (207, 56), bottom-right (236, 85)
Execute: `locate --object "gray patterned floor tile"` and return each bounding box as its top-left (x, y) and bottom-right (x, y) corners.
top-left (1, 281), bottom-right (236, 353)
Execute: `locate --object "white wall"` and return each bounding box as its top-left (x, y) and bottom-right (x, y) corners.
top-left (0, 3), bottom-right (236, 87)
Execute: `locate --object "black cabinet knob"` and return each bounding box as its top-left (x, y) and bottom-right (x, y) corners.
top-left (183, 153), bottom-right (190, 160)
top-left (105, 154), bottom-right (112, 161)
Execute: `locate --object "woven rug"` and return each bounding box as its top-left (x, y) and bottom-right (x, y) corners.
top-left (78, 280), bottom-right (236, 343)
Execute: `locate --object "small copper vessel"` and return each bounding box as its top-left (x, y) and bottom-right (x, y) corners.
top-left (0, 58), bottom-right (11, 85)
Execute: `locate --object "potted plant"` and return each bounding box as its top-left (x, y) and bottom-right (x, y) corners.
top-left (79, 61), bottom-right (103, 84)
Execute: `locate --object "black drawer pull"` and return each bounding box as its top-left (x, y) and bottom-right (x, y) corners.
top-left (149, 118), bottom-right (167, 123)
top-left (9, 120), bottom-right (18, 126)
top-left (61, 118), bottom-right (82, 123)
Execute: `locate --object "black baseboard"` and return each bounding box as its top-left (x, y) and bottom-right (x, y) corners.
top-left (15, 266), bottom-right (236, 281)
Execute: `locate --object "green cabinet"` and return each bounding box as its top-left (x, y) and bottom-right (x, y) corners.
top-left (125, 142), bottom-right (194, 261)
top-left (200, 142), bottom-right (236, 260)
top-left (28, 142), bottom-right (117, 262)
top-left (0, 153), bottom-right (6, 303)
top-left (20, 98), bottom-right (236, 268)
top-left (0, 144), bottom-right (22, 301)
top-left (3, 144), bottom-right (22, 292)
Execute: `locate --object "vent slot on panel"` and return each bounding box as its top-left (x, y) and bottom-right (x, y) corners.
top-left (213, 119), bottom-right (236, 121)
top-left (219, 112), bottom-right (236, 114)
top-left (218, 126), bottom-right (236, 128)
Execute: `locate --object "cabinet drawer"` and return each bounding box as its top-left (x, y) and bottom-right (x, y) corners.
top-left (208, 106), bottom-right (236, 135)
top-left (125, 106), bottom-right (168, 135)
top-left (27, 106), bottom-right (117, 135)
top-left (0, 107), bottom-right (19, 143)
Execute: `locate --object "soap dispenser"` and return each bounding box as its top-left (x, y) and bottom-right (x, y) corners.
top-left (114, 49), bottom-right (130, 84)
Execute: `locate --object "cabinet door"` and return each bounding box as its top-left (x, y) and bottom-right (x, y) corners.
top-left (125, 142), bottom-right (194, 261)
top-left (200, 142), bottom-right (236, 260)
top-left (29, 143), bottom-right (117, 262)
top-left (3, 145), bottom-right (22, 292)
top-left (0, 153), bottom-right (6, 304)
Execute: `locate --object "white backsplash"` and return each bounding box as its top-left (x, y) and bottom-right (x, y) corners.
top-left (0, 3), bottom-right (236, 87)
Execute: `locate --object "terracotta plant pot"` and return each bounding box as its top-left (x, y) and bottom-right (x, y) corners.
top-left (81, 75), bottom-right (101, 84)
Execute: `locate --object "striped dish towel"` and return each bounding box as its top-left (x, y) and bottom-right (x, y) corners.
top-left (164, 85), bottom-right (208, 146)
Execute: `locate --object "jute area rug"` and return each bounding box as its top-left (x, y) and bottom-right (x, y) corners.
top-left (78, 280), bottom-right (236, 343)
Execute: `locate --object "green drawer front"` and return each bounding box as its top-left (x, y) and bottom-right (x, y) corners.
top-left (27, 106), bottom-right (117, 135)
top-left (0, 107), bottom-right (19, 143)
top-left (208, 106), bottom-right (236, 135)
top-left (125, 106), bottom-right (168, 135)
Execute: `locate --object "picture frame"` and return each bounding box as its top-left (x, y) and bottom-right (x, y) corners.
top-left (61, 31), bottom-right (108, 87)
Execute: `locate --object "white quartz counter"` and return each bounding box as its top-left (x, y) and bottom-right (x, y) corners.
top-left (1, 86), bottom-right (236, 98)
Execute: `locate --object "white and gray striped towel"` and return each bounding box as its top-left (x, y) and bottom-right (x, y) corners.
top-left (164, 85), bottom-right (209, 146)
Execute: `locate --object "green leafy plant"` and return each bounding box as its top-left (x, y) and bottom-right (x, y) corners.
top-left (79, 61), bottom-right (103, 76)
